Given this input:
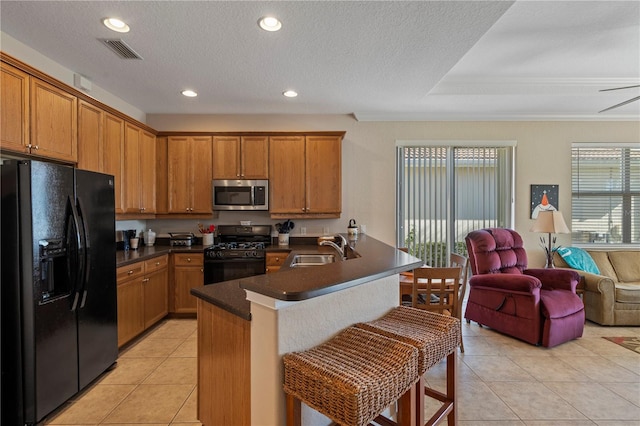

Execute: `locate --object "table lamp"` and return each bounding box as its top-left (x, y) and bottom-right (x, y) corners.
top-left (530, 210), bottom-right (570, 268)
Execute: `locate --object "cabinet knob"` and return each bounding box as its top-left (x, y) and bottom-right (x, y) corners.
top-left (27, 143), bottom-right (32, 149)
top-left (156, 261), bottom-right (160, 266)
top-left (187, 258), bottom-right (192, 262)
top-left (128, 270), bottom-right (134, 275)
top-left (142, 278), bottom-right (149, 283)
top-left (34, 145), bottom-right (39, 150)
top-left (200, 268), bottom-right (203, 272)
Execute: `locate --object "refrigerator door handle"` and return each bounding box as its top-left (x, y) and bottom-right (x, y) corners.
top-left (76, 197), bottom-right (91, 309)
top-left (66, 195), bottom-right (84, 311)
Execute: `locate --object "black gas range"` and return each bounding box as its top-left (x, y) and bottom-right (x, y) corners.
top-left (203, 225), bottom-right (271, 284)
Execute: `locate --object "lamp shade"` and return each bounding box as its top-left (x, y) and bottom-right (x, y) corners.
top-left (530, 210), bottom-right (570, 234)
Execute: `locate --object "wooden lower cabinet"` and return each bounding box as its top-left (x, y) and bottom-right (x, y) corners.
top-left (116, 255), bottom-right (168, 347)
top-left (172, 253), bottom-right (204, 314)
top-left (265, 250), bottom-right (289, 273)
top-left (197, 298), bottom-right (250, 426)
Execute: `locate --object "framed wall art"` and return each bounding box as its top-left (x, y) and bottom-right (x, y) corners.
top-left (530, 184), bottom-right (559, 219)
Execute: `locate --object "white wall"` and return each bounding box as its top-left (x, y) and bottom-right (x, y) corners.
top-left (147, 115), bottom-right (640, 267)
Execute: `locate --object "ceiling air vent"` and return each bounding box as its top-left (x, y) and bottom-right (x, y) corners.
top-left (99, 39), bottom-right (143, 60)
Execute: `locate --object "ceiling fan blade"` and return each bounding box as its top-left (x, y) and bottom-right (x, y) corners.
top-left (599, 85), bottom-right (640, 92)
top-left (599, 95), bottom-right (640, 113)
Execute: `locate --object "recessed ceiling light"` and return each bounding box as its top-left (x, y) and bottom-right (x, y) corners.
top-left (283, 90), bottom-right (298, 98)
top-left (258, 16), bottom-right (282, 32)
top-left (103, 17), bottom-right (130, 33)
top-left (182, 90), bottom-right (198, 97)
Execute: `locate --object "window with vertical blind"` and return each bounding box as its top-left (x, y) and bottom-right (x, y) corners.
top-left (396, 142), bottom-right (514, 266)
top-left (571, 144), bottom-right (640, 244)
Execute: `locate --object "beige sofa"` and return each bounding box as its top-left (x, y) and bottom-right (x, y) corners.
top-left (555, 250), bottom-right (640, 326)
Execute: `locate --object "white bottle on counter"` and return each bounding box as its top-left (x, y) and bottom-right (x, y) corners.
top-left (145, 229), bottom-right (156, 246)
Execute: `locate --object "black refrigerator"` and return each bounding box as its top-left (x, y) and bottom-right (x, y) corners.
top-left (1, 160), bottom-right (118, 425)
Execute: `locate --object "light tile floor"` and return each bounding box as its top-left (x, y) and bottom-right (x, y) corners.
top-left (44, 317), bottom-right (640, 426)
top-left (44, 319), bottom-right (201, 426)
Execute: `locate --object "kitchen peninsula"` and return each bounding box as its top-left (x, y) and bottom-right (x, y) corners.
top-left (191, 235), bottom-right (422, 426)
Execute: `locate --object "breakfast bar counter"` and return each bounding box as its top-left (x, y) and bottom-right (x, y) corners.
top-left (190, 234), bottom-right (421, 426)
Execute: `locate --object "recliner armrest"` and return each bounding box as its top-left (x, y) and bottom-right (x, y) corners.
top-left (524, 268), bottom-right (580, 292)
top-left (469, 274), bottom-right (542, 293)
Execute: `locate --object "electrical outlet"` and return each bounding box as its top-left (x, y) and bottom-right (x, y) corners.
top-left (360, 224), bottom-right (367, 234)
top-left (300, 227), bottom-right (307, 235)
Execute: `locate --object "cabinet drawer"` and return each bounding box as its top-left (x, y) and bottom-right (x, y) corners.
top-left (173, 253), bottom-right (203, 266)
top-left (266, 251), bottom-right (289, 266)
top-left (117, 261), bottom-right (145, 282)
top-left (145, 254), bottom-right (168, 273)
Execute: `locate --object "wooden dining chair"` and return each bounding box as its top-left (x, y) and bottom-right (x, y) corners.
top-left (412, 267), bottom-right (461, 320)
top-left (450, 253), bottom-right (469, 353)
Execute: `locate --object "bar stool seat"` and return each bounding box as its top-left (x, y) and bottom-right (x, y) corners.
top-left (283, 326), bottom-right (420, 426)
top-left (355, 306), bottom-right (460, 426)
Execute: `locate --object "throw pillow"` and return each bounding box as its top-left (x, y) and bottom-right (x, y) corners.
top-left (557, 247), bottom-right (600, 274)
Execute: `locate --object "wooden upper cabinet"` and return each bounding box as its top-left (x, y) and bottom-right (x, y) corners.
top-left (269, 135), bottom-right (342, 218)
top-left (140, 130), bottom-right (156, 213)
top-left (123, 123), bottom-right (155, 214)
top-left (1, 62), bottom-right (30, 153)
top-left (305, 135), bottom-right (342, 215)
top-left (167, 136), bottom-right (212, 214)
top-left (212, 135), bottom-right (268, 179)
top-left (103, 113), bottom-right (125, 214)
top-left (269, 136), bottom-right (307, 214)
top-left (30, 77), bottom-right (77, 162)
top-left (77, 100), bottom-right (103, 172)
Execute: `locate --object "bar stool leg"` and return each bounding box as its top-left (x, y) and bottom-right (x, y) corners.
top-left (397, 383), bottom-right (418, 426)
top-left (286, 394), bottom-right (302, 426)
top-left (446, 352), bottom-right (456, 426)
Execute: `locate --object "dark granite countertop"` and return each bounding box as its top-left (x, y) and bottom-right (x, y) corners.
top-left (191, 234), bottom-right (422, 320)
top-left (115, 244), bottom-right (207, 267)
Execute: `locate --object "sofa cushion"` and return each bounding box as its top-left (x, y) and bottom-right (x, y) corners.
top-left (608, 251), bottom-right (640, 283)
top-left (616, 282), bottom-right (640, 304)
top-left (557, 247), bottom-right (600, 274)
top-left (586, 251), bottom-right (618, 281)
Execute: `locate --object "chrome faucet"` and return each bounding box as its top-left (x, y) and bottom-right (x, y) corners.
top-left (318, 234), bottom-right (348, 259)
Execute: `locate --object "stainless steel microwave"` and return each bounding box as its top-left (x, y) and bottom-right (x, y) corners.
top-left (212, 179), bottom-right (269, 211)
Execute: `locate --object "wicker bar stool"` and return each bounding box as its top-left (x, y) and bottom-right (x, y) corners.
top-left (283, 326), bottom-right (420, 426)
top-left (355, 306), bottom-right (460, 426)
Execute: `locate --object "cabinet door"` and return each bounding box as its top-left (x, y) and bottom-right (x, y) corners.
top-left (30, 77), bottom-right (77, 162)
top-left (117, 277), bottom-right (144, 347)
top-left (140, 130), bottom-right (156, 213)
top-left (77, 100), bottom-right (103, 172)
top-left (103, 113), bottom-right (124, 214)
top-left (173, 254), bottom-right (204, 314)
top-left (1, 63), bottom-right (29, 153)
top-left (123, 123), bottom-right (141, 213)
top-left (167, 136), bottom-right (192, 213)
top-left (269, 136), bottom-right (306, 214)
top-left (241, 136), bottom-right (269, 179)
top-left (144, 267), bottom-right (168, 329)
top-left (190, 136), bottom-right (213, 213)
top-left (305, 136), bottom-right (342, 214)
top-left (212, 136), bottom-right (240, 179)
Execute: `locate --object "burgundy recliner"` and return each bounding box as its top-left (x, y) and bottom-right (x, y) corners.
top-left (465, 228), bottom-right (585, 348)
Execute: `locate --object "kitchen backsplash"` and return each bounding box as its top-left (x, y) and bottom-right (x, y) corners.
top-left (116, 212), bottom-right (344, 239)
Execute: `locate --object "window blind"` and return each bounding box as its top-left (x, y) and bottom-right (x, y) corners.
top-left (571, 145), bottom-right (640, 244)
top-left (397, 145), bottom-right (513, 266)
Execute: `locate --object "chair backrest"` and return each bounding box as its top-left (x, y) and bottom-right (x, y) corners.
top-left (450, 253), bottom-right (469, 318)
top-left (465, 228), bottom-right (528, 276)
top-left (412, 267), bottom-right (461, 317)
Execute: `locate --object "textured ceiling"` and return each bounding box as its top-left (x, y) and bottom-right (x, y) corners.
top-left (1, 1), bottom-right (639, 121)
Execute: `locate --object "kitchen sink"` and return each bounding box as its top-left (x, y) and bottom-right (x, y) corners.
top-left (289, 254), bottom-right (336, 267)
